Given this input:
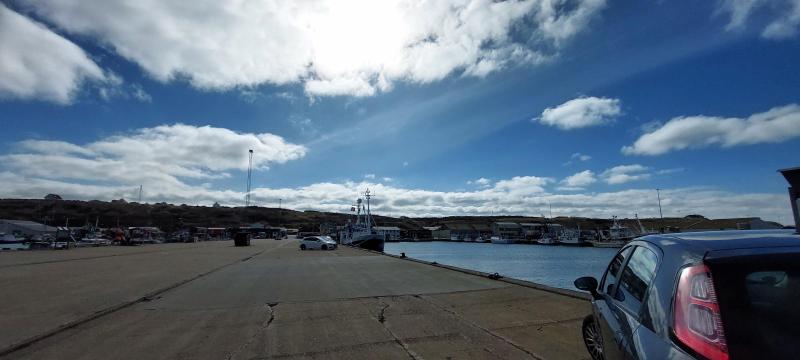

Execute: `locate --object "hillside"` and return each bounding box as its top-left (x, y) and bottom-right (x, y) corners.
top-left (0, 198), bottom-right (785, 233)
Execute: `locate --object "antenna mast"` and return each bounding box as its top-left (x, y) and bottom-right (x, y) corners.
top-left (138, 185), bottom-right (142, 203)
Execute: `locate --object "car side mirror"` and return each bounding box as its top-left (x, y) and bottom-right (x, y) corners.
top-left (574, 276), bottom-right (599, 297)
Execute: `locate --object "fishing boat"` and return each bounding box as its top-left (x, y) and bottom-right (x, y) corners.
top-left (589, 216), bottom-right (637, 248)
top-left (558, 227), bottom-right (585, 246)
top-left (536, 236), bottom-right (559, 245)
top-left (490, 236), bottom-right (515, 244)
top-left (338, 190), bottom-right (385, 252)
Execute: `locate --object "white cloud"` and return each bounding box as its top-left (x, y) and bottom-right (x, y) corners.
top-left (600, 164), bottom-right (650, 185)
top-left (563, 152), bottom-right (592, 165)
top-left (0, 171), bottom-right (791, 224)
top-left (17, 0), bottom-right (607, 98)
top-left (382, 177), bottom-right (394, 182)
top-left (559, 170), bottom-right (596, 190)
top-left (492, 176), bottom-right (553, 195)
top-left (0, 128), bottom-right (790, 223)
top-left (364, 174), bottom-right (376, 179)
top-left (1, 124), bottom-right (307, 189)
top-left (718, 0), bottom-right (800, 39)
top-left (537, 96), bottom-right (621, 130)
top-left (622, 104), bottom-right (800, 155)
top-left (0, 3), bottom-right (107, 104)
top-left (468, 177), bottom-right (492, 187)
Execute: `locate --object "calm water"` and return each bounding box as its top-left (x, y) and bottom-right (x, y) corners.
top-left (384, 242), bottom-right (619, 290)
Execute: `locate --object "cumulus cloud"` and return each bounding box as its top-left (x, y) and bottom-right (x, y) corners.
top-left (0, 171), bottom-right (791, 224)
top-left (537, 96), bottom-right (621, 130)
top-left (600, 164), bottom-right (650, 185)
top-left (364, 174), bottom-right (376, 179)
top-left (563, 152), bottom-right (592, 165)
top-left (718, 0), bottom-right (800, 39)
top-left (17, 0), bottom-right (607, 97)
top-left (0, 3), bottom-right (107, 104)
top-left (622, 103), bottom-right (800, 155)
top-left (559, 170), bottom-right (596, 190)
top-left (1, 124), bottom-right (307, 189)
top-left (468, 177), bottom-right (492, 187)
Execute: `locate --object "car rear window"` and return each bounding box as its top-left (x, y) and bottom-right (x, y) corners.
top-left (711, 259), bottom-right (800, 359)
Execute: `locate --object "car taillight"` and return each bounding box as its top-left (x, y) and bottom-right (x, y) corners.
top-left (673, 264), bottom-right (729, 360)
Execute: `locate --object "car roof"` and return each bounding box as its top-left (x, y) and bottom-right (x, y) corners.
top-left (639, 229), bottom-right (800, 253)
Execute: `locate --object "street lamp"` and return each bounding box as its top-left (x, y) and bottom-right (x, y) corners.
top-left (245, 149), bottom-right (253, 207)
top-left (656, 188), bottom-right (664, 232)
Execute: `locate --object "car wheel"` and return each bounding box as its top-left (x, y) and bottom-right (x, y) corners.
top-left (300, 244), bottom-right (306, 250)
top-left (582, 315), bottom-right (604, 360)
top-left (321, 244), bottom-right (328, 250)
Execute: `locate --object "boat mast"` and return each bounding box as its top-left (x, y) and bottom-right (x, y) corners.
top-left (364, 189), bottom-right (373, 232)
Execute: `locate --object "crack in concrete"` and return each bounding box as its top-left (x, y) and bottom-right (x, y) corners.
top-left (416, 295), bottom-right (544, 360)
top-left (492, 316), bottom-right (586, 332)
top-left (226, 303), bottom-right (276, 360)
top-left (0, 245), bottom-right (277, 358)
top-left (375, 298), bottom-right (421, 360)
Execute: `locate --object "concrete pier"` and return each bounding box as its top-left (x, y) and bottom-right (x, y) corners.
top-left (0, 238), bottom-right (591, 359)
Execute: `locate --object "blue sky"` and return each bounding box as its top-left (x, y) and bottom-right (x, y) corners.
top-left (1, 0), bottom-right (799, 224)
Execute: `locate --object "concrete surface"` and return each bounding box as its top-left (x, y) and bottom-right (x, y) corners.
top-left (0, 238), bottom-right (592, 359)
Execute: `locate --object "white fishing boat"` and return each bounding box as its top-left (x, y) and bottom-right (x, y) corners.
top-left (536, 236), bottom-right (559, 245)
top-left (490, 236), bottom-right (515, 244)
top-left (339, 190), bottom-right (385, 252)
top-left (558, 228), bottom-right (585, 246)
top-left (590, 216), bottom-right (637, 248)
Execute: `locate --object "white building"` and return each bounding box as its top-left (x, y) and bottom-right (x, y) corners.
top-left (373, 226), bottom-right (402, 241)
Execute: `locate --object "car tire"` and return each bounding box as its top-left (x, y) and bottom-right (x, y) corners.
top-left (300, 244), bottom-right (306, 250)
top-left (321, 244), bottom-right (328, 250)
top-left (582, 315), bottom-right (604, 360)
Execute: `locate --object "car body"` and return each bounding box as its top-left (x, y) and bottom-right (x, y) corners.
top-left (299, 236), bottom-right (337, 250)
top-left (574, 229), bottom-right (800, 360)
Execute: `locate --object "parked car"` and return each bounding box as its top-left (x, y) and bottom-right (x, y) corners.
top-left (574, 230), bottom-right (799, 360)
top-left (299, 236), bottom-right (337, 250)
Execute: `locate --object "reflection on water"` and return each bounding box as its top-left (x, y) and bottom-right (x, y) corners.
top-left (384, 242), bottom-right (619, 290)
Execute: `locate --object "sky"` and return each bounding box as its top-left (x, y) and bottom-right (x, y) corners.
top-left (1, 0), bottom-right (799, 224)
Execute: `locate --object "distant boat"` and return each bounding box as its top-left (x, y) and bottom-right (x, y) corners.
top-left (490, 236), bottom-right (515, 244)
top-left (338, 190), bottom-right (385, 252)
top-left (590, 216), bottom-right (636, 248)
top-left (536, 236), bottom-right (559, 245)
top-left (558, 228), bottom-right (585, 246)
top-left (588, 240), bottom-right (626, 248)
top-left (0, 234), bottom-right (28, 251)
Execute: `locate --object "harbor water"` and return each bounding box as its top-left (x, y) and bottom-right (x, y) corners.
top-left (384, 242), bottom-right (619, 290)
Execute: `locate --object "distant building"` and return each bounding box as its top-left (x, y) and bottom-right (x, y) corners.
top-left (0, 219), bottom-right (58, 237)
top-left (519, 223), bottom-right (544, 238)
top-left (471, 223), bottom-right (493, 239)
top-left (736, 218), bottom-right (783, 230)
top-left (440, 223), bottom-right (476, 240)
top-left (374, 226), bottom-right (401, 241)
top-left (492, 222), bottom-right (522, 239)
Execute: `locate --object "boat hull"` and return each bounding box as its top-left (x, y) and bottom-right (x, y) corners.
top-left (350, 234), bottom-right (385, 252)
top-left (491, 238), bottom-right (515, 244)
top-left (589, 240), bottom-right (626, 248)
